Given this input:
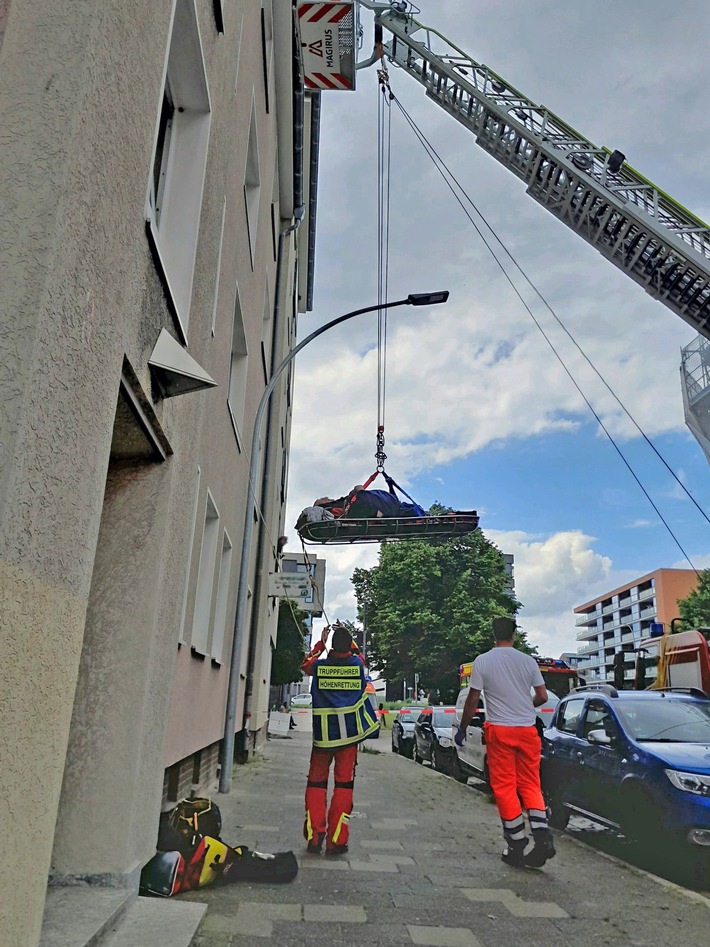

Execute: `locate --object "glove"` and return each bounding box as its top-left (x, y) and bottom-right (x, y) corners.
top-left (454, 724), bottom-right (466, 747)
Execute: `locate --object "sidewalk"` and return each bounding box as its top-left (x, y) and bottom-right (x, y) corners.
top-left (185, 729), bottom-right (709, 947)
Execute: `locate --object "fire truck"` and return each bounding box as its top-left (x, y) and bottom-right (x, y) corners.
top-left (634, 627), bottom-right (710, 694)
top-left (459, 656), bottom-right (578, 699)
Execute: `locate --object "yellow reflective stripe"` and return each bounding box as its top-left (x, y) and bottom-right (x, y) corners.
top-left (311, 693), bottom-right (380, 748)
top-left (305, 811), bottom-right (313, 841)
top-left (332, 812), bottom-right (349, 844)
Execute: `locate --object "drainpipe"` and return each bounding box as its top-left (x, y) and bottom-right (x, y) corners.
top-left (233, 38), bottom-right (306, 769)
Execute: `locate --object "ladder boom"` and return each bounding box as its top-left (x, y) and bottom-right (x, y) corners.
top-left (372, 7), bottom-right (710, 337)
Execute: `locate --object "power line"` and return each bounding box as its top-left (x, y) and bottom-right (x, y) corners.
top-left (390, 93), bottom-right (701, 572)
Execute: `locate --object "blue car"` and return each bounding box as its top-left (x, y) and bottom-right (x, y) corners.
top-left (541, 685), bottom-right (710, 863)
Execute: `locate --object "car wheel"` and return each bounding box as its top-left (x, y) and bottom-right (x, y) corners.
top-left (451, 751), bottom-right (468, 784)
top-left (413, 741), bottom-right (423, 764)
top-left (391, 735), bottom-right (398, 753)
top-left (482, 756), bottom-right (491, 788)
top-left (431, 745), bottom-right (439, 771)
top-left (546, 790), bottom-right (570, 830)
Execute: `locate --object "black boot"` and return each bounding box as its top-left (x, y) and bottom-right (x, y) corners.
top-left (524, 829), bottom-right (556, 868)
top-left (501, 837), bottom-right (528, 868)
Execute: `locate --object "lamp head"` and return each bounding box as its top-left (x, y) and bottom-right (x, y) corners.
top-left (406, 291), bottom-right (449, 306)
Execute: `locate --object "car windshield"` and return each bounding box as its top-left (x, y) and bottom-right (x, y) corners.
top-left (432, 711), bottom-right (456, 727)
top-left (616, 698), bottom-right (710, 742)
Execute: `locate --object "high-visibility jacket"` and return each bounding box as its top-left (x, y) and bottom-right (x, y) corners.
top-left (310, 655), bottom-right (379, 749)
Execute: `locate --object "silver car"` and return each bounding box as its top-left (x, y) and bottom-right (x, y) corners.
top-left (451, 685), bottom-right (559, 784)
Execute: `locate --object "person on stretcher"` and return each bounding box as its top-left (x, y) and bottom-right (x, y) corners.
top-left (314, 485), bottom-right (423, 519)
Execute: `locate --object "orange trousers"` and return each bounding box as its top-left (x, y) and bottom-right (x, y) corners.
top-left (304, 743), bottom-right (358, 849)
top-left (484, 722), bottom-right (545, 821)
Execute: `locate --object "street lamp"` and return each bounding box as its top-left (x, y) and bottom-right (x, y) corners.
top-left (219, 291), bottom-right (449, 792)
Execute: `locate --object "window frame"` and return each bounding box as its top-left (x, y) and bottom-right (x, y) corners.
top-left (145, 0), bottom-right (212, 343)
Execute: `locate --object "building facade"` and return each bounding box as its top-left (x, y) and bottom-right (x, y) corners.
top-left (0, 1), bottom-right (320, 943)
top-left (574, 569), bottom-right (698, 684)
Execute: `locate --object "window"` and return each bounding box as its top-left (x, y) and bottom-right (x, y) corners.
top-left (211, 197), bottom-right (227, 337)
top-left (211, 530), bottom-right (233, 665)
top-left (582, 699), bottom-right (617, 740)
top-left (191, 491), bottom-right (220, 655)
top-left (261, 280), bottom-right (272, 380)
top-left (244, 101), bottom-right (261, 267)
top-left (557, 698), bottom-right (585, 735)
top-left (228, 284), bottom-right (248, 445)
top-left (178, 465), bottom-right (201, 644)
top-left (146, 0), bottom-right (211, 340)
top-left (261, 1), bottom-right (274, 112)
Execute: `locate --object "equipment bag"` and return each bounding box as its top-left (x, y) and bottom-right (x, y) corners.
top-left (139, 850), bottom-right (185, 898)
top-left (180, 835), bottom-right (233, 891)
top-left (169, 797), bottom-right (222, 844)
top-left (218, 846), bottom-right (298, 885)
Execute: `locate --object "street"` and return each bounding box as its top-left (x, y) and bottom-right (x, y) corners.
top-left (183, 729), bottom-right (710, 947)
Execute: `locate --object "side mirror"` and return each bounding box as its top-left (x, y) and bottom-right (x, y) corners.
top-left (587, 729), bottom-right (612, 746)
top-left (470, 714), bottom-right (484, 728)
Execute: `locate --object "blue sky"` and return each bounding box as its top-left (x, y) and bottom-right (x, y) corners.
top-left (285, 1), bottom-right (710, 658)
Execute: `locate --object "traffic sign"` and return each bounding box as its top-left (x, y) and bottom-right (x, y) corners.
top-left (268, 573), bottom-right (311, 598)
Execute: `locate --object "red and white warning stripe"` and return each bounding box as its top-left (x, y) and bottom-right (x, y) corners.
top-left (305, 72), bottom-right (352, 90)
top-left (298, 3), bottom-right (351, 24)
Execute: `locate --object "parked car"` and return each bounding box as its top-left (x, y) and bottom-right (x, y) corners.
top-left (451, 685), bottom-right (559, 784)
top-left (391, 706), bottom-right (422, 757)
top-left (364, 679), bottom-right (380, 740)
top-left (290, 693), bottom-right (313, 708)
top-left (541, 685), bottom-right (710, 870)
top-left (413, 706), bottom-right (457, 771)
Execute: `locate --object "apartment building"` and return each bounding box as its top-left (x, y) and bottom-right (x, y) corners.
top-left (575, 569), bottom-right (698, 683)
top-left (0, 1), bottom-right (327, 943)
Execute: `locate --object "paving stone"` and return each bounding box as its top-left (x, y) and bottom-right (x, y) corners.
top-left (460, 888), bottom-right (569, 919)
top-left (298, 857), bottom-right (351, 870)
top-left (361, 840), bottom-right (405, 850)
top-left (367, 854), bottom-right (417, 866)
top-left (370, 819), bottom-right (419, 830)
top-left (407, 924), bottom-right (481, 946)
top-left (303, 904), bottom-right (367, 922)
top-left (349, 859), bottom-right (400, 873)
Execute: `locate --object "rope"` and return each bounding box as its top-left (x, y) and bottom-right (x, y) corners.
top-left (376, 54), bottom-right (394, 471)
top-left (389, 92), bottom-right (702, 573)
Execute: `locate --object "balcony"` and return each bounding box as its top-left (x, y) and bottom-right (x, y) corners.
top-left (638, 587), bottom-right (655, 602)
top-left (575, 612), bottom-right (598, 627)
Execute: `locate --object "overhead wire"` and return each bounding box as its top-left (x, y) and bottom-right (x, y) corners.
top-left (388, 91), bottom-right (702, 572)
top-left (375, 57), bottom-right (393, 468)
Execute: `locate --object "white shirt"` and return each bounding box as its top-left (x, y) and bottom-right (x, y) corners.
top-left (470, 647), bottom-right (544, 727)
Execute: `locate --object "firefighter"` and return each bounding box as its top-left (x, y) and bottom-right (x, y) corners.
top-left (302, 622), bottom-right (379, 855)
top-left (456, 616), bottom-right (556, 869)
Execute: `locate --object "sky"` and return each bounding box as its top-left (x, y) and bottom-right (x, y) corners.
top-left (284, 0), bottom-right (710, 661)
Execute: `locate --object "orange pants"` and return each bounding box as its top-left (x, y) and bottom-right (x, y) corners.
top-left (304, 743), bottom-right (358, 849)
top-left (484, 723), bottom-right (545, 827)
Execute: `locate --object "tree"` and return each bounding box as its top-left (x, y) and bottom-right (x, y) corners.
top-left (270, 602), bottom-right (309, 686)
top-left (677, 570), bottom-right (710, 630)
top-left (351, 512), bottom-right (531, 703)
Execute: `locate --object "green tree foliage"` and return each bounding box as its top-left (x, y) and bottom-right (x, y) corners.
top-left (677, 570), bottom-right (710, 630)
top-left (352, 513), bottom-right (531, 702)
top-left (270, 603), bottom-right (309, 686)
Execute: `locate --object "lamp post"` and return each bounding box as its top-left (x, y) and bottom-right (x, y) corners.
top-left (219, 291), bottom-right (449, 792)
